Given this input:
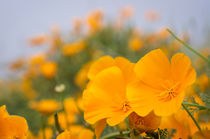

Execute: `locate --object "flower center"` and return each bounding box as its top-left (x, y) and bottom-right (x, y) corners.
top-left (122, 101), bottom-right (131, 112)
top-left (158, 81), bottom-right (180, 102)
top-left (158, 87), bottom-right (178, 102)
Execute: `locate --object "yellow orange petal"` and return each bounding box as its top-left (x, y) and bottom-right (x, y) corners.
top-left (114, 57), bottom-right (135, 83)
top-left (154, 92), bottom-right (185, 116)
top-left (83, 88), bottom-right (111, 124)
top-left (84, 66), bottom-right (127, 124)
top-left (0, 106), bottom-right (28, 139)
top-left (127, 80), bottom-right (156, 117)
top-left (107, 109), bottom-right (132, 126)
top-left (95, 119), bottom-right (107, 139)
top-left (0, 105), bottom-right (9, 118)
top-left (171, 53), bottom-right (196, 87)
top-left (88, 56), bottom-right (115, 80)
top-left (134, 49), bottom-right (170, 89)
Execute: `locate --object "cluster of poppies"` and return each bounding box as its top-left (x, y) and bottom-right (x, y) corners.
top-left (83, 49), bottom-right (196, 138)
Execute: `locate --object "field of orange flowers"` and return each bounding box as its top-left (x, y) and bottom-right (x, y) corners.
top-left (0, 9), bottom-right (210, 139)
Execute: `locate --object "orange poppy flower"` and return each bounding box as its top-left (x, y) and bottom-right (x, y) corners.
top-left (120, 6), bottom-right (135, 19)
top-left (9, 58), bottom-right (25, 71)
top-left (74, 62), bottom-right (93, 88)
top-left (127, 49), bottom-right (196, 116)
top-left (144, 10), bottom-right (161, 22)
top-left (0, 105), bottom-right (28, 139)
top-left (40, 61), bottom-right (57, 78)
top-left (29, 34), bottom-right (48, 46)
top-left (38, 128), bottom-right (53, 139)
top-left (159, 109), bottom-right (198, 138)
top-left (83, 56), bottom-right (135, 138)
top-left (30, 53), bottom-right (46, 66)
top-left (29, 99), bottom-right (60, 115)
top-left (62, 40), bottom-right (86, 56)
top-left (87, 10), bottom-right (104, 32)
top-left (83, 67), bottom-right (133, 124)
top-left (129, 37), bottom-right (143, 51)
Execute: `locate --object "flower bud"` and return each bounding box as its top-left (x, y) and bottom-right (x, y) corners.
top-left (129, 111), bottom-right (161, 133)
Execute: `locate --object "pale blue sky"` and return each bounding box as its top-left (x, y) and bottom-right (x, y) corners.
top-left (0, 0), bottom-right (209, 77)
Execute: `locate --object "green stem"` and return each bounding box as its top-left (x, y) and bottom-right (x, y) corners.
top-left (182, 103), bottom-right (201, 131)
top-left (101, 130), bottom-right (130, 139)
top-left (41, 116), bottom-right (46, 139)
top-left (182, 102), bottom-right (208, 110)
top-left (54, 113), bottom-right (64, 133)
top-left (166, 28), bottom-right (210, 63)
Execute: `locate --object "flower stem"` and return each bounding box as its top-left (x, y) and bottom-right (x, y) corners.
top-left (54, 113), bottom-right (64, 133)
top-left (166, 28), bottom-right (210, 63)
top-left (101, 130), bottom-right (130, 139)
top-left (182, 103), bottom-right (201, 131)
top-left (41, 116), bottom-right (46, 139)
top-left (182, 102), bottom-right (208, 110)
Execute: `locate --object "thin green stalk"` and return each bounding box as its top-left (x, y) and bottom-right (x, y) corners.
top-left (182, 102), bottom-right (208, 110)
top-left (166, 28), bottom-right (210, 63)
top-left (54, 113), bottom-right (64, 133)
top-left (182, 103), bottom-right (201, 131)
top-left (101, 130), bottom-right (130, 139)
top-left (41, 116), bottom-right (46, 139)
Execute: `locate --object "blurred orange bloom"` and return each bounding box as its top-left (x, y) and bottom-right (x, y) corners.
top-left (62, 40), bottom-right (86, 56)
top-left (29, 53), bottom-right (46, 66)
top-left (48, 112), bottom-right (69, 129)
top-left (47, 25), bottom-right (63, 55)
top-left (196, 74), bottom-right (209, 91)
top-left (21, 77), bottom-right (38, 99)
top-left (0, 105), bottom-right (28, 138)
top-left (57, 130), bottom-right (71, 139)
top-left (87, 10), bottom-right (104, 32)
top-left (29, 99), bottom-right (60, 115)
top-left (127, 49), bottom-right (196, 116)
top-left (157, 28), bottom-right (170, 39)
top-left (120, 6), bottom-right (135, 19)
top-left (63, 98), bottom-right (79, 124)
top-left (73, 18), bottom-right (83, 34)
top-left (129, 37), bottom-right (143, 51)
top-left (75, 62), bottom-right (93, 88)
top-left (144, 10), bottom-right (161, 22)
top-left (115, 6), bottom-right (134, 29)
top-left (70, 125), bottom-right (94, 139)
top-left (9, 58), bottom-right (25, 71)
top-left (29, 34), bottom-right (48, 46)
top-left (56, 126), bottom-right (94, 139)
top-left (40, 61), bottom-right (57, 78)
top-left (38, 128), bottom-right (53, 139)
top-left (64, 98), bottom-right (79, 114)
